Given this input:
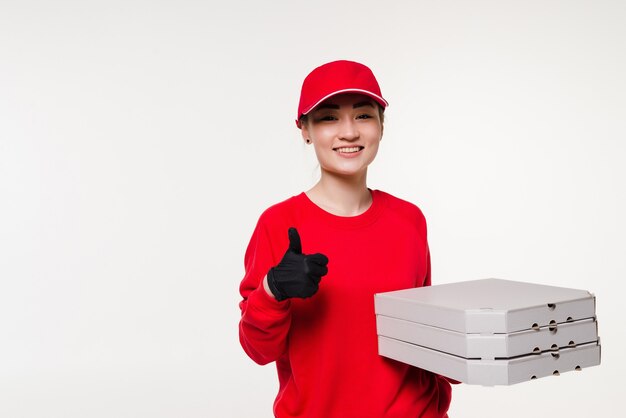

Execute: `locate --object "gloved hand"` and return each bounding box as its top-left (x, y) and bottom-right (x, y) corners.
top-left (267, 227), bottom-right (329, 301)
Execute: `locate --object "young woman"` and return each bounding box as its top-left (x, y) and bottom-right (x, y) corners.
top-left (238, 60), bottom-right (453, 418)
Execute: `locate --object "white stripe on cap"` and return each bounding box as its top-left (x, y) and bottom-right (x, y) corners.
top-left (302, 88), bottom-right (389, 116)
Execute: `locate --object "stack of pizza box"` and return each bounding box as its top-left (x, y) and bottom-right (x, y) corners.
top-left (374, 279), bottom-right (601, 386)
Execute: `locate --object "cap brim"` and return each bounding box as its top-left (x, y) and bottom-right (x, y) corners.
top-left (301, 88), bottom-right (389, 116)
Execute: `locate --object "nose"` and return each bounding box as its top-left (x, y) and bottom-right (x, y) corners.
top-left (338, 118), bottom-right (359, 141)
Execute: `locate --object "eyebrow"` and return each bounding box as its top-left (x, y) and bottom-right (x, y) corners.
top-left (314, 103), bottom-right (340, 110)
top-left (313, 101), bottom-right (375, 111)
top-left (353, 101), bottom-right (375, 109)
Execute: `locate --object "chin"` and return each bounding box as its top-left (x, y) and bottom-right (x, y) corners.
top-left (324, 166), bottom-right (368, 178)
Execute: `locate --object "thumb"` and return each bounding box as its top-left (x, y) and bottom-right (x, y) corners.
top-left (288, 227), bottom-right (302, 254)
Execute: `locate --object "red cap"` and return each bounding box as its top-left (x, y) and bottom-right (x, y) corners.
top-left (296, 60), bottom-right (388, 127)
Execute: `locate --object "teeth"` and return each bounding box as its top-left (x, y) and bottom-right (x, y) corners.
top-left (335, 147), bottom-right (362, 153)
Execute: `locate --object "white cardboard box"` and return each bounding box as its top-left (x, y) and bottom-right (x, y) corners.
top-left (376, 315), bottom-right (598, 359)
top-left (378, 336), bottom-right (601, 386)
top-left (374, 279), bottom-right (596, 334)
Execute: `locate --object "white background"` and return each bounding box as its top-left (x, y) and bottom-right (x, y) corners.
top-left (1, 0), bottom-right (624, 417)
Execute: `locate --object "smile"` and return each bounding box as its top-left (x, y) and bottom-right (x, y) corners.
top-left (333, 146), bottom-right (364, 154)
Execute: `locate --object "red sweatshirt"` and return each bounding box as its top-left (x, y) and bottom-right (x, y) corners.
top-left (239, 190), bottom-right (452, 418)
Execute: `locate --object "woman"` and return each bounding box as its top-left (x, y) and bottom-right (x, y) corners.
top-left (238, 60), bottom-right (452, 417)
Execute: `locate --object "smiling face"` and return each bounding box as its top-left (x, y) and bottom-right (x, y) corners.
top-left (300, 93), bottom-right (384, 179)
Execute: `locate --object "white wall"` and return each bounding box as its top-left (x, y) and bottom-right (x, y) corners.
top-left (1, 0), bottom-right (624, 416)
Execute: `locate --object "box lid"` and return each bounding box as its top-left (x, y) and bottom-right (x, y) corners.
top-left (378, 336), bottom-right (601, 386)
top-left (374, 279), bottom-right (596, 333)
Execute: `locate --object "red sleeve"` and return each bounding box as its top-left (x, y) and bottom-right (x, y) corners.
top-left (418, 205), bottom-right (431, 289)
top-left (423, 249), bottom-right (432, 287)
top-left (238, 217), bottom-right (291, 365)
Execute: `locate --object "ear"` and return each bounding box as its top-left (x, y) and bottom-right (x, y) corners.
top-left (300, 121), bottom-right (310, 144)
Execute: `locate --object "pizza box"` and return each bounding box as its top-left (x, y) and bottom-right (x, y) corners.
top-left (376, 315), bottom-right (598, 359)
top-left (374, 279), bottom-right (596, 334)
top-left (378, 336), bottom-right (601, 386)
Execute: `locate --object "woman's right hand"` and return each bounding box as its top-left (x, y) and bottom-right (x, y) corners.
top-left (266, 227), bottom-right (329, 301)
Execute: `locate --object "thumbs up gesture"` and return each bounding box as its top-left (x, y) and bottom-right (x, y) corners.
top-left (267, 228), bottom-right (329, 301)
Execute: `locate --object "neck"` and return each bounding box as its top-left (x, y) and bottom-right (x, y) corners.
top-left (306, 169), bottom-right (372, 216)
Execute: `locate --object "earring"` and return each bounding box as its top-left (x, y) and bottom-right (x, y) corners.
top-left (306, 139), bottom-right (311, 144)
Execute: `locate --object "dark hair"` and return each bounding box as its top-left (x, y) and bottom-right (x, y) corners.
top-left (298, 104), bottom-right (385, 128)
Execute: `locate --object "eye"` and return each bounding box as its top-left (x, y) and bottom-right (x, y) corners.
top-left (356, 113), bottom-right (373, 120)
top-left (315, 115), bottom-right (338, 122)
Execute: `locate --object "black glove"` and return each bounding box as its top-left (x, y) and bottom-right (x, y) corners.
top-left (267, 227), bottom-right (329, 301)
